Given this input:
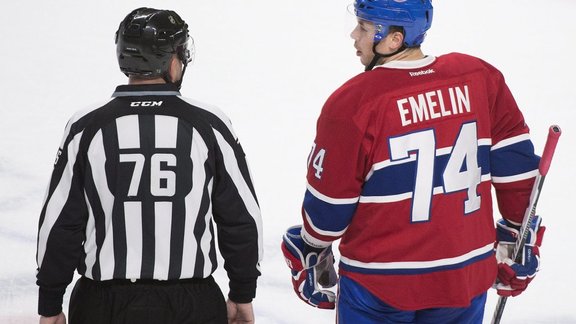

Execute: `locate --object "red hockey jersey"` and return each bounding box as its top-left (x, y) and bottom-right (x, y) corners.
top-left (301, 53), bottom-right (539, 310)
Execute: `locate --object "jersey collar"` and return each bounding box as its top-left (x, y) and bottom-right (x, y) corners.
top-left (376, 55), bottom-right (436, 70)
top-left (112, 83), bottom-right (182, 97)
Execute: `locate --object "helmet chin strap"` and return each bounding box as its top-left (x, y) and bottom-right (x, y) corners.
top-left (365, 42), bottom-right (407, 71)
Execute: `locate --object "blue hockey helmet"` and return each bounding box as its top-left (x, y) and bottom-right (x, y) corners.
top-left (353, 0), bottom-right (433, 46)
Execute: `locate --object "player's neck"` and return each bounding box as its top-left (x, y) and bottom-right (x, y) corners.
top-left (128, 76), bottom-right (167, 85)
top-left (379, 47), bottom-right (425, 65)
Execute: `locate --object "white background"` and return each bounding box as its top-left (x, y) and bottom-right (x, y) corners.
top-left (1, 0), bottom-right (575, 323)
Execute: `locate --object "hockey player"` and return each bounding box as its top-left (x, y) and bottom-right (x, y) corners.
top-left (36, 8), bottom-right (262, 324)
top-left (281, 1), bottom-right (544, 323)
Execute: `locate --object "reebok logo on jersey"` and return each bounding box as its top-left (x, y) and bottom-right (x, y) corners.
top-left (409, 69), bottom-right (435, 77)
top-left (130, 101), bottom-right (163, 107)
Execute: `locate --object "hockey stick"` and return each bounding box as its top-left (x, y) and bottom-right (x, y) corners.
top-left (491, 125), bottom-right (562, 324)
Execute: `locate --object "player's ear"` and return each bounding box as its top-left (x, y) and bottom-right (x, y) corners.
top-left (390, 31), bottom-right (404, 50)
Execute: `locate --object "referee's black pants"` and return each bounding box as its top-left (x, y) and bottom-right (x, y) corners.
top-left (68, 276), bottom-right (227, 324)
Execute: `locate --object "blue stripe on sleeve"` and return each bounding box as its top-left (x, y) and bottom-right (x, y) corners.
top-left (303, 190), bottom-right (357, 233)
top-left (491, 140), bottom-right (540, 177)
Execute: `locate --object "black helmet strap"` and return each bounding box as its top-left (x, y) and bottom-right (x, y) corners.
top-left (365, 42), bottom-right (407, 71)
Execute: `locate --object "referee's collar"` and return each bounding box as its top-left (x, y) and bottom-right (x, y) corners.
top-left (112, 84), bottom-right (181, 97)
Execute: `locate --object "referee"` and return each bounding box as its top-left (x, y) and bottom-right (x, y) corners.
top-left (36, 8), bottom-right (262, 324)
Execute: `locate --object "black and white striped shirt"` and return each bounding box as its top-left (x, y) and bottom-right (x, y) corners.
top-left (36, 84), bottom-right (262, 316)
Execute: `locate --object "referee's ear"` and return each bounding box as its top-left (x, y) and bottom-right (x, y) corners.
top-left (168, 54), bottom-right (184, 83)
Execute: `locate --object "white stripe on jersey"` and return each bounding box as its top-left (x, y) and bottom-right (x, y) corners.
top-left (181, 128), bottom-right (209, 278)
top-left (359, 192), bottom-right (413, 203)
top-left (214, 129), bottom-right (263, 267)
top-left (37, 131), bottom-right (84, 268)
top-left (201, 180), bottom-right (215, 276)
top-left (124, 201), bottom-right (143, 279)
top-left (88, 130), bottom-right (115, 280)
top-left (155, 115), bottom-right (178, 148)
top-left (154, 202), bottom-right (173, 280)
top-left (340, 242), bottom-right (494, 270)
top-left (492, 169), bottom-right (539, 183)
top-left (301, 214), bottom-right (345, 248)
top-left (116, 115), bottom-right (140, 149)
top-left (83, 193), bottom-right (97, 279)
top-left (306, 182), bottom-right (359, 205)
top-left (491, 133), bottom-right (531, 151)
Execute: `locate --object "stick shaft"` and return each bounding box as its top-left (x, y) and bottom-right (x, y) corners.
top-left (491, 125), bottom-right (561, 324)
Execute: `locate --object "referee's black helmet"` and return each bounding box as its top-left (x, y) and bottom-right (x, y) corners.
top-left (115, 7), bottom-right (194, 78)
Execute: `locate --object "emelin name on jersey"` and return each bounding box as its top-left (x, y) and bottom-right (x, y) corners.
top-left (397, 85), bottom-right (471, 127)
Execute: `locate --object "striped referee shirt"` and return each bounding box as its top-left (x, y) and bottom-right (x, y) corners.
top-left (36, 84), bottom-right (262, 316)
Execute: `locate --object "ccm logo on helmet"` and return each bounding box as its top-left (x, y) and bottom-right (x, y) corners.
top-left (130, 101), bottom-right (163, 107)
